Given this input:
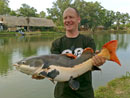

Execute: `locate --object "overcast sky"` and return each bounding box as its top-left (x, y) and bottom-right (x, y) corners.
top-left (9, 0), bottom-right (130, 14)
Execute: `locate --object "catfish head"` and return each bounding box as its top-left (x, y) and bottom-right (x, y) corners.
top-left (13, 56), bottom-right (45, 75)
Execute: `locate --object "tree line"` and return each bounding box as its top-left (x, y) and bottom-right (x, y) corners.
top-left (0, 0), bottom-right (130, 31)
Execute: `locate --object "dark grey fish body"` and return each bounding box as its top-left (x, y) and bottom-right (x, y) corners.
top-left (14, 50), bottom-right (96, 90)
top-left (16, 51), bottom-right (93, 69)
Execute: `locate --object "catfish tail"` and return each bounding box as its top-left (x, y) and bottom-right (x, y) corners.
top-left (102, 40), bottom-right (121, 66)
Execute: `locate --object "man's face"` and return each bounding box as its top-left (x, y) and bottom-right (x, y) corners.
top-left (63, 8), bottom-right (80, 32)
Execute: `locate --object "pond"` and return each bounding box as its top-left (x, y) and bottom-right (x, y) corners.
top-left (0, 33), bottom-right (130, 98)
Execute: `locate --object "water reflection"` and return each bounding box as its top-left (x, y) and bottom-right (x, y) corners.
top-left (0, 35), bottom-right (59, 76)
top-left (92, 33), bottom-right (130, 50)
top-left (0, 51), bottom-right (12, 76)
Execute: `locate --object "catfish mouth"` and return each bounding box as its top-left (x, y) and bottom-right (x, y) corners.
top-left (13, 62), bottom-right (45, 76)
top-left (13, 63), bottom-right (36, 75)
top-left (13, 63), bottom-right (19, 66)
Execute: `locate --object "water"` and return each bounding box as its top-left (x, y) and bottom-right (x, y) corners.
top-left (0, 33), bottom-right (130, 98)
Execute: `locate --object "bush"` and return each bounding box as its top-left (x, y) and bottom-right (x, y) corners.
top-left (54, 26), bottom-right (65, 33)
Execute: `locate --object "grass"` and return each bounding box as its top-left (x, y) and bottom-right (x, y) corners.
top-left (95, 72), bottom-right (130, 98)
top-left (0, 31), bottom-right (64, 36)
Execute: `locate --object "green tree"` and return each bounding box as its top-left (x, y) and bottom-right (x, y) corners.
top-left (0, 0), bottom-right (10, 15)
top-left (100, 10), bottom-right (115, 29)
top-left (38, 11), bottom-right (46, 18)
top-left (74, 1), bottom-right (104, 31)
top-left (17, 3), bottom-right (37, 17)
top-left (115, 11), bottom-right (122, 30)
top-left (120, 13), bottom-right (130, 25)
top-left (9, 10), bottom-right (17, 16)
top-left (47, 0), bottom-right (73, 25)
top-left (17, 3), bottom-right (38, 31)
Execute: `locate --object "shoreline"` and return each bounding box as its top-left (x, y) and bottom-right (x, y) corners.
top-left (0, 29), bottom-right (130, 36)
top-left (94, 73), bottom-right (130, 98)
top-left (0, 31), bottom-right (65, 37)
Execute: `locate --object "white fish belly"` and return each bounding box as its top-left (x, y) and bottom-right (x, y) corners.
top-left (16, 65), bottom-right (40, 75)
top-left (49, 59), bottom-right (93, 82)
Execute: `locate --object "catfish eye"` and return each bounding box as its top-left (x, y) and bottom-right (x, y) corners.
top-left (21, 61), bottom-right (26, 64)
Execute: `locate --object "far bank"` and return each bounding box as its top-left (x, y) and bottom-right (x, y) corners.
top-left (0, 29), bottom-right (130, 36)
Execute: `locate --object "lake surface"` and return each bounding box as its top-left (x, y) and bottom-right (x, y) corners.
top-left (0, 33), bottom-right (130, 98)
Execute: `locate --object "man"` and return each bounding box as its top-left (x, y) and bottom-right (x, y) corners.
top-left (51, 7), bottom-right (106, 98)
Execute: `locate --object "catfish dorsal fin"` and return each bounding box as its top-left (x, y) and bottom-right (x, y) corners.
top-left (101, 40), bottom-right (121, 66)
top-left (63, 53), bottom-right (77, 59)
top-left (82, 48), bottom-right (94, 54)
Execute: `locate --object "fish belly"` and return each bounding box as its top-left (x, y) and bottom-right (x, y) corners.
top-left (49, 60), bottom-right (93, 82)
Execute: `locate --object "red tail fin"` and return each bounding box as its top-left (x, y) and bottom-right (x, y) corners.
top-left (103, 40), bottom-right (121, 66)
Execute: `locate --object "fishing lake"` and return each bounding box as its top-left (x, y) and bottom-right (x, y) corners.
top-left (0, 33), bottom-right (130, 98)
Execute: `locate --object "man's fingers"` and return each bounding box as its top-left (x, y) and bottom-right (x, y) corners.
top-left (92, 55), bottom-right (106, 66)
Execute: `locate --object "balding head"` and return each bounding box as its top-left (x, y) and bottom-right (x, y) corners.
top-left (63, 7), bottom-right (80, 17)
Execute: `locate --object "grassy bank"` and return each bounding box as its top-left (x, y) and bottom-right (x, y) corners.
top-left (0, 31), bottom-right (64, 36)
top-left (95, 73), bottom-right (130, 98)
top-left (80, 30), bottom-right (130, 34)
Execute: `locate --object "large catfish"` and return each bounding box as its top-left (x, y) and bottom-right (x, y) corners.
top-left (14, 40), bottom-right (121, 90)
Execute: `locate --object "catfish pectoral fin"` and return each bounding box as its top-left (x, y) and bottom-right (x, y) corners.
top-left (32, 74), bottom-right (45, 80)
top-left (69, 76), bottom-right (80, 90)
top-left (47, 69), bottom-right (59, 79)
top-left (39, 71), bottom-right (48, 77)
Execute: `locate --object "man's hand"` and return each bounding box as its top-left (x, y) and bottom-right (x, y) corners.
top-left (92, 55), bottom-right (106, 66)
top-left (92, 50), bottom-right (106, 66)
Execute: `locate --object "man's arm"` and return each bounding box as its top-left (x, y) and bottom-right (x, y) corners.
top-left (51, 39), bottom-right (61, 54)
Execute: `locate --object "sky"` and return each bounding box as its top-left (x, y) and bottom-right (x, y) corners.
top-left (9, 0), bottom-right (130, 14)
